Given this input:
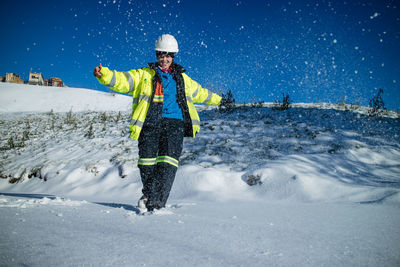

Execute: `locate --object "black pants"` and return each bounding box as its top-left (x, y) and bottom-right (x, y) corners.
top-left (138, 118), bottom-right (184, 209)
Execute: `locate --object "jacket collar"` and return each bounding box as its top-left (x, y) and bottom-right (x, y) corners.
top-left (148, 62), bottom-right (185, 74)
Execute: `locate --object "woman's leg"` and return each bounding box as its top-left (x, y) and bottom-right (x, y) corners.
top-left (147, 118), bottom-right (184, 209)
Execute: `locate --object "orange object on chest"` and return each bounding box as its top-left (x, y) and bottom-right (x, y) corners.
top-left (153, 80), bottom-right (164, 103)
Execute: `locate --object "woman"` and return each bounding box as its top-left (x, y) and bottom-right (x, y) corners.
top-left (93, 34), bottom-right (222, 211)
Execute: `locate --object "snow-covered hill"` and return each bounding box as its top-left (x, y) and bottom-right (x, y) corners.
top-left (1, 83), bottom-right (399, 266)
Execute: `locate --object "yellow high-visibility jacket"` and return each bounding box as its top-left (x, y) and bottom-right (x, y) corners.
top-left (96, 62), bottom-right (222, 140)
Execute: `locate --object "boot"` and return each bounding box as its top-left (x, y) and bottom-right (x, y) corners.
top-left (137, 195), bottom-right (148, 210)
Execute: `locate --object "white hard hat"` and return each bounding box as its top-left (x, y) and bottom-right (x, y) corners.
top-left (155, 34), bottom-right (179, 53)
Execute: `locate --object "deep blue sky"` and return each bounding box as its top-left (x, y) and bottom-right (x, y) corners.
top-left (1, 0), bottom-right (399, 110)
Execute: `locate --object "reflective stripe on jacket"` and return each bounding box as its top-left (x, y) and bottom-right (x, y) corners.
top-left (96, 62), bottom-right (222, 140)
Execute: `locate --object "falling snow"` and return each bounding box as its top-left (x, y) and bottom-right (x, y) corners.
top-left (1, 1), bottom-right (399, 110)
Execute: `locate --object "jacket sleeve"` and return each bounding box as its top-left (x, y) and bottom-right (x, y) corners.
top-left (184, 74), bottom-right (222, 105)
top-left (96, 66), bottom-right (140, 95)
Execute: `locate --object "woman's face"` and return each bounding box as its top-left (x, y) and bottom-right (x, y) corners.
top-left (157, 53), bottom-right (173, 70)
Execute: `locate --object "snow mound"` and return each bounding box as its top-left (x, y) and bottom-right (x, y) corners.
top-left (0, 82), bottom-right (131, 112)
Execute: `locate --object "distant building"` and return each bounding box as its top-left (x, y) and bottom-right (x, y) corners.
top-left (45, 77), bottom-right (64, 87)
top-left (6, 73), bottom-right (24, 84)
top-left (2, 72), bottom-right (65, 87)
top-left (29, 72), bottom-right (44, 85)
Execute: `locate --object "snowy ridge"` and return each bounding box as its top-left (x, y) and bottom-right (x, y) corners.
top-left (235, 102), bottom-right (399, 119)
top-left (1, 83), bottom-right (400, 266)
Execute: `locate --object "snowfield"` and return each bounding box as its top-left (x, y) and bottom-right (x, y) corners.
top-left (1, 82), bottom-right (400, 266)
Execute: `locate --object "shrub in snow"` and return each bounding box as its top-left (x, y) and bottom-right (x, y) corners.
top-left (273, 93), bottom-right (291, 111)
top-left (101, 112), bottom-right (107, 123)
top-left (4, 136), bottom-right (25, 150)
top-left (250, 100), bottom-right (265, 108)
top-left (65, 110), bottom-right (74, 124)
top-left (115, 111), bottom-right (121, 122)
top-left (219, 89), bottom-right (236, 112)
top-left (85, 123), bottom-right (94, 139)
top-left (7, 137), bottom-right (15, 149)
top-left (8, 168), bottom-right (26, 184)
top-left (368, 88), bottom-right (386, 116)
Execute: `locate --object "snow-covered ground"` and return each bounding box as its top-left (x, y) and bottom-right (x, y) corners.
top-left (1, 82), bottom-right (399, 266)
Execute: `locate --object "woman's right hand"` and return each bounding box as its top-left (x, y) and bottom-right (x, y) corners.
top-left (93, 63), bottom-right (102, 78)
